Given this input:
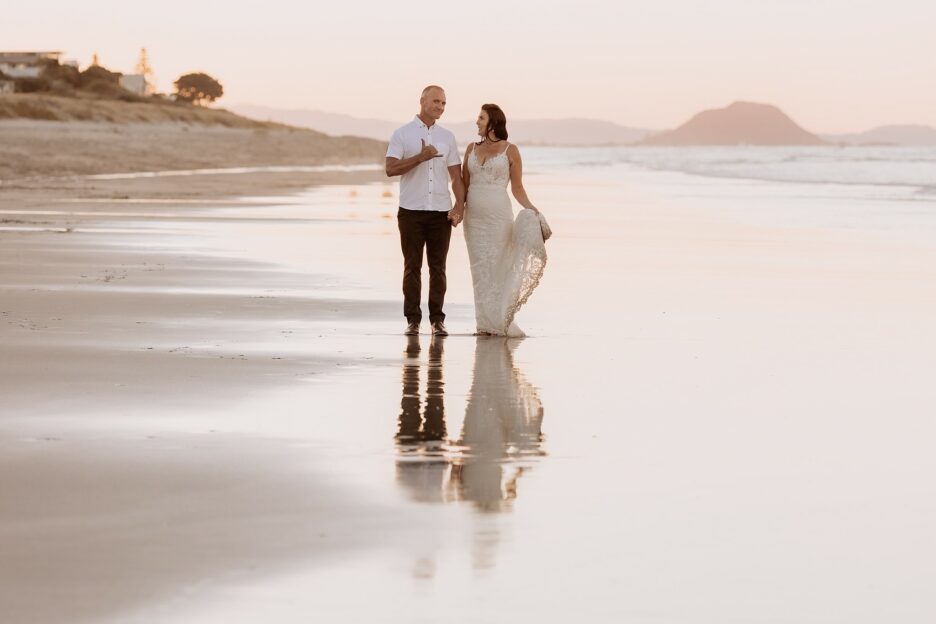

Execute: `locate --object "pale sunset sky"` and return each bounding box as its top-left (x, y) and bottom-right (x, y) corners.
top-left (5, 0), bottom-right (934, 133)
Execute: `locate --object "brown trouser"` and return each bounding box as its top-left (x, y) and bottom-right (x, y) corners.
top-left (397, 207), bottom-right (452, 324)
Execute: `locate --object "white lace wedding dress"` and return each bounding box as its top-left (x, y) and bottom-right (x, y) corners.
top-left (464, 144), bottom-right (547, 337)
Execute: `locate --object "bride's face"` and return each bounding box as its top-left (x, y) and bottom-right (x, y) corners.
top-left (476, 110), bottom-right (489, 138)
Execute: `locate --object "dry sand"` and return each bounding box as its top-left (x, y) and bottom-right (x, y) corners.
top-left (0, 117), bottom-right (385, 180)
top-left (0, 116), bottom-right (388, 218)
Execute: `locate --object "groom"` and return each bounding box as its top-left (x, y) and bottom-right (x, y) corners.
top-left (385, 85), bottom-right (465, 336)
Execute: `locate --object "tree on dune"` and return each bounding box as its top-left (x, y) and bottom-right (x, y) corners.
top-left (173, 72), bottom-right (223, 106)
top-left (135, 48), bottom-right (156, 95)
top-left (78, 64), bottom-right (140, 101)
top-left (80, 64), bottom-right (121, 87)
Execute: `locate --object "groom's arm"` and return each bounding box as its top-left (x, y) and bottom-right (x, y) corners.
top-left (385, 154), bottom-right (428, 177)
top-left (447, 164), bottom-right (465, 226)
top-left (446, 133), bottom-right (466, 226)
top-left (386, 139), bottom-right (441, 177)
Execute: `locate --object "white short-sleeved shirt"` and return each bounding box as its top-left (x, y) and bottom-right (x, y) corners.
top-left (386, 116), bottom-right (461, 212)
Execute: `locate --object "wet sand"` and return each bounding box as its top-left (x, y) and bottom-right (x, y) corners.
top-left (0, 169), bottom-right (400, 622)
top-left (0, 432), bottom-right (393, 623)
top-left (2, 158), bottom-right (935, 622)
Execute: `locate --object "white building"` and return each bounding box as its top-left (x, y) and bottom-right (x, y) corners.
top-left (118, 74), bottom-right (146, 95)
top-left (0, 51), bottom-right (62, 79)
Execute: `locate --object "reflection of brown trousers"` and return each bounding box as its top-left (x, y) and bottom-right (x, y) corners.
top-left (396, 335), bottom-right (446, 443)
top-left (397, 207), bottom-right (452, 324)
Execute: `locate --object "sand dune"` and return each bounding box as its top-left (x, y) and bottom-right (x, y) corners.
top-left (0, 120), bottom-right (385, 182)
top-left (0, 95), bottom-right (387, 182)
top-left (822, 124), bottom-right (936, 146)
top-left (0, 93), bottom-right (273, 127)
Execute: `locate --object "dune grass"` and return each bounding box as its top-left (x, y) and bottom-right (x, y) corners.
top-left (0, 93), bottom-right (277, 127)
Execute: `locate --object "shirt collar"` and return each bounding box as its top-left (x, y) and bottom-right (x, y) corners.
top-left (414, 115), bottom-right (436, 129)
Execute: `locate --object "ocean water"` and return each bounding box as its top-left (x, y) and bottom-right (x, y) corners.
top-left (523, 145), bottom-right (936, 192)
top-left (519, 145), bottom-right (936, 244)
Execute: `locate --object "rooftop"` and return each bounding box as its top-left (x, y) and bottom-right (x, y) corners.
top-left (0, 51), bottom-right (64, 64)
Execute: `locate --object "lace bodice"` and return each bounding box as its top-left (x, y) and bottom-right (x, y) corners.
top-left (467, 145), bottom-right (511, 188)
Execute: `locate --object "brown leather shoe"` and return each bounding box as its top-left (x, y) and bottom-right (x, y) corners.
top-left (404, 321), bottom-right (420, 336)
top-left (431, 321), bottom-right (448, 336)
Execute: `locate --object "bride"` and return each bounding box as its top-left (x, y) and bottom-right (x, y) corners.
top-left (451, 104), bottom-right (547, 337)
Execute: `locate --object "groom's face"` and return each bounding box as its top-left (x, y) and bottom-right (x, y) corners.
top-left (420, 88), bottom-right (446, 121)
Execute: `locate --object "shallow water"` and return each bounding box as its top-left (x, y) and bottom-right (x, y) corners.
top-left (15, 149), bottom-right (936, 622)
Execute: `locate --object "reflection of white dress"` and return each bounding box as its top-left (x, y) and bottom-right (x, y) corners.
top-left (455, 338), bottom-right (545, 512)
top-left (464, 144), bottom-right (546, 337)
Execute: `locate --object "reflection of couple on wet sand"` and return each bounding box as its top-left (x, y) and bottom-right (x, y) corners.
top-left (386, 85), bottom-right (550, 338)
top-left (395, 336), bottom-right (544, 512)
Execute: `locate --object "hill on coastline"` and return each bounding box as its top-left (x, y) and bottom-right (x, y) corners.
top-left (821, 124), bottom-right (936, 146)
top-left (230, 105), bottom-right (398, 139)
top-left (232, 104), bottom-right (653, 145)
top-left (641, 101), bottom-right (826, 146)
top-left (446, 118), bottom-right (652, 146)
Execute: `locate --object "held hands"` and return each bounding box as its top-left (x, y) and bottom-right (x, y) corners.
top-left (420, 139), bottom-right (443, 161)
top-left (448, 203), bottom-right (465, 227)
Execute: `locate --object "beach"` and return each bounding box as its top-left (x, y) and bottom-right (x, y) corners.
top-left (2, 141), bottom-right (935, 622)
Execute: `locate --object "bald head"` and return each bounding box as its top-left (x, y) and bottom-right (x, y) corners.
top-left (419, 85), bottom-right (447, 123)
